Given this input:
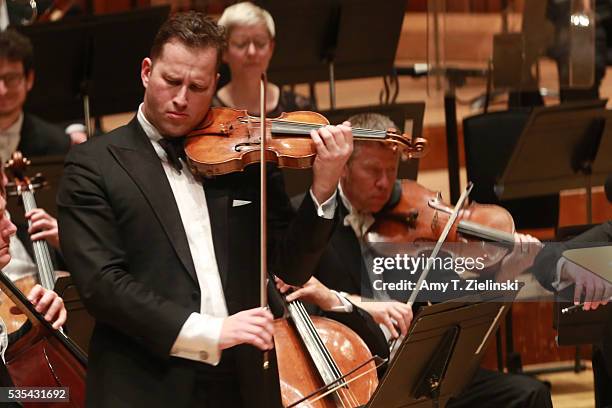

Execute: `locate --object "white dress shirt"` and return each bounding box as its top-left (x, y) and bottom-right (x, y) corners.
top-left (0, 113), bottom-right (23, 164)
top-left (2, 211), bottom-right (37, 282)
top-left (0, 1), bottom-right (9, 31)
top-left (136, 105), bottom-right (336, 365)
top-left (339, 184), bottom-right (374, 239)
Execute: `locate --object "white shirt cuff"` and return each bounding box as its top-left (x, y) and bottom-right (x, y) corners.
top-left (328, 290), bottom-right (354, 313)
top-left (551, 257), bottom-right (573, 292)
top-left (65, 123), bottom-right (86, 135)
top-left (309, 189), bottom-right (337, 219)
top-left (170, 312), bottom-right (224, 365)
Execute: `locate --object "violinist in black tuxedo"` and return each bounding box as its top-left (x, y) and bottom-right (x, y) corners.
top-left (57, 12), bottom-right (353, 408)
top-left (280, 113), bottom-right (553, 408)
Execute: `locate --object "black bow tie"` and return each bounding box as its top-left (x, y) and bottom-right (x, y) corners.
top-left (158, 137), bottom-right (186, 172)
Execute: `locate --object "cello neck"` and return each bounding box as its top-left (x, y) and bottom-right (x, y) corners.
top-left (286, 299), bottom-right (347, 391)
top-left (20, 190), bottom-right (56, 291)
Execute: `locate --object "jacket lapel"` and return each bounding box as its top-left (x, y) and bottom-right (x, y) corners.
top-left (108, 119), bottom-right (198, 285)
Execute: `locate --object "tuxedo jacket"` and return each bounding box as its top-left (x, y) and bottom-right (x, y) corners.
top-left (19, 113), bottom-right (71, 158)
top-left (312, 201), bottom-right (391, 362)
top-left (57, 118), bottom-right (336, 407)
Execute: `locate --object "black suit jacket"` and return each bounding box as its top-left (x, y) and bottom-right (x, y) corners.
top-left (57, 118), bottom-right (336, 407)
top-left (533, 221), bottom-right (612, 291)
top-left (313, 202), bottom-right (391, 362)
top-left (18, 113), bottom-right (71, 158)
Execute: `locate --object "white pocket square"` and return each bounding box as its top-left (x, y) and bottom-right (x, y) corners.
top-left (232, 199), bottom-right (252, 207)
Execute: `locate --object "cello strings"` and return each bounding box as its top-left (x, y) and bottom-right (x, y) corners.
top-left (294, 300), bottom-right (343, 379)
top-left (288, 301), bottom-right (356, 406)
top-left (291, 300), bottom-right (359, 407)
top-left (24, 193), bottom-right (54, 289)
top-left (291, 301), bottom-right (356, 408)
top-left (288, 301), bottom-right (338, 382)
top-left (22, 191), bottom-right (55, 290)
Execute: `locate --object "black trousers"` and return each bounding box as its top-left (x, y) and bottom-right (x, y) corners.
top-left (594, 319), bottom-right (612, 408)
top-left (447, 368), bottom-right (552, 408)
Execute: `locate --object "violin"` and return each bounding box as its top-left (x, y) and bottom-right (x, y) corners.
top-left (366, 180), bottom-right (516, 271)
top-left (185, 107), bottom-right (428, 177)
top-left (274, 289), bottom-right (379, 407)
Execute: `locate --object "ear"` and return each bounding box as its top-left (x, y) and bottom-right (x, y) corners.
top-left (141, 58), bottom-right (152, 89)
top-left (25, 70), bottom-right (34, 92)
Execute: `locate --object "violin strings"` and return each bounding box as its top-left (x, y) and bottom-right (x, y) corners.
top-left (271, 122), bottom-right (387, 140)
top-left (245, 116), bottom-right (388, 139)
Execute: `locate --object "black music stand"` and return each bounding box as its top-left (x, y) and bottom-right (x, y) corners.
top-left (495, 101), bottom-right (611, 206)
top-left (333, 0), bottom-right (406, 80)
top-left (257, 0), bottom-right (339, 86)
top-left (18, 6), bottom-right (170, 123)
top-left (492, 100), bottom-right (610, 374)
top-left (367, 295), bottom-right (513, 408)
top-left (256, 0), bottom-right (405, 107)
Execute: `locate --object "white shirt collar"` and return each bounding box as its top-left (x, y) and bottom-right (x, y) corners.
top-left (0, 112), bottom-right (23, 163)
top-left (136, 103), bottom-right (162, 143)
top-left (136, 103), bottom-right (176, 167)
top-left (339, 183), bottom-right (374, 238)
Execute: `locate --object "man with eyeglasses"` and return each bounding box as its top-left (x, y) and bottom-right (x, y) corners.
top-left (0, 29), bottom-right (71, 161)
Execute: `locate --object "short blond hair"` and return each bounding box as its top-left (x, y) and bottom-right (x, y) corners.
top-left (347, 113), bottom-right (399, 164)
top-left (217, 2), bottom-right (275, 38)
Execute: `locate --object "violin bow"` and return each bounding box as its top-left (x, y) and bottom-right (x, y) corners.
top-left (260, 73), bottom-right (270, 370)
top-left (389, 182), bottom-right (474, 357)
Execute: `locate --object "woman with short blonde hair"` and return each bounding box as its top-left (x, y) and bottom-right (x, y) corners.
top-left (214, 1), bottom-right (312, 116)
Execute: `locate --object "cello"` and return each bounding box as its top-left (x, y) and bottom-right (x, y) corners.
top-left (1, 152), bottom-right (86, 407)
top-left (273, 290), bottom-right (381, 407)
top-left (0, 152), bottom-right (61, 335)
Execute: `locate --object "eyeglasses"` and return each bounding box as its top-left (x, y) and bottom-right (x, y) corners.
top-left (0, 73), bottom-right (24, 88)
top-left (229, 39), bottom-right (271, 52)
